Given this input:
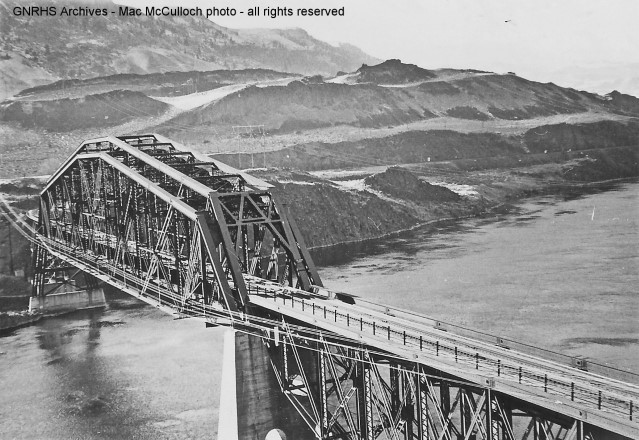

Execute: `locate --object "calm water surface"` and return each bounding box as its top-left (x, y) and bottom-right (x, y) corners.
top-left (314, 181), bottom-right (639, 371)
top-left (1, 181), bottom-right (637, 439)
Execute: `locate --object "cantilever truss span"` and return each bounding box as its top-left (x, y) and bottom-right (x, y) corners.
top-left (33, 134), bottom-right (321, 315)
top-left (28, 134), bottom-right (638, 440)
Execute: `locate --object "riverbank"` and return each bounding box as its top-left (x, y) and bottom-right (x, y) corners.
top-left (0, 311), bottom-right (41, 332)
top-left (0, 289), bottom-right (37, 331)
top-left (266, 144), bottom-right (639, 248)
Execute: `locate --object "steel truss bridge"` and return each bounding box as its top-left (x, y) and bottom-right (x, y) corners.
top-left (3, 134), bottom-right (638, 440)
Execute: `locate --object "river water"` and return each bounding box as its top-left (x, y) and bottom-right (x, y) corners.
top-left (1, 181), bottom-right (637, 439)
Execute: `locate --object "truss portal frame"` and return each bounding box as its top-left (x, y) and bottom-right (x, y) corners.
top-left (33, 134), bottom-right (322, 315)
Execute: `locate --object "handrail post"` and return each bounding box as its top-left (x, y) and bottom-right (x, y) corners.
top-left (544, 375), bottom-right (548, 393)
top-left (518, 366), bottom-right (522, 384)
top-left (598, 391), bottom-right (602, 409)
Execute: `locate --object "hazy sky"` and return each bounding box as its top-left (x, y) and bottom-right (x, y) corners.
top-left (122, 0), bottom-right (639, 94)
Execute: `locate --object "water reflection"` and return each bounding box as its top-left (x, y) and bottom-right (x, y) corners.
top-left (1, 292), bottom-right (220, 439)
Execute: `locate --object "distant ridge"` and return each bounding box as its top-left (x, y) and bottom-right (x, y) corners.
top-left (0, 0), bottom-right (379, 99)
top-left (356, 59), bottom-right (437, 84)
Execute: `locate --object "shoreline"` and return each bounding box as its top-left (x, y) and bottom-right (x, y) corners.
top-left (309, 175), bottom-right (638, 252)
top-left (0, 311), bottom-right (42, 333)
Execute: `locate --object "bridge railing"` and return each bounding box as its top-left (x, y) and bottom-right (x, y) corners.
top-left (253, 290), bottom-right (637, 424)
top-left (355, 297), bottom-right (639, 386)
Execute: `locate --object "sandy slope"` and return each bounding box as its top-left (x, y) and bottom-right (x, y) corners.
top-left (151, 76), bottom-right (298, 111)
top-left (152, 84), bottom-right (251, 111)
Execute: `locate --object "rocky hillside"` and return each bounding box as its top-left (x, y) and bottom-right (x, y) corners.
top-left (355, 59), bottom-right (437, 84)
top-left (1, 90), bottom-right (170, 130)
top-left (164, 80), bottom-right (435, 133)
top-left (1, 58), bottom-right (638, 180)
top-left (15, 69), bottom-right (297, 100)
top-left (159, 65), bottom-right (639, 140)
top-left (0, 0), bottom-right (378, 99)
top-left (213, 120), bottom-right (639, 171)
top-left (365, 167), bottom-right (460, 202)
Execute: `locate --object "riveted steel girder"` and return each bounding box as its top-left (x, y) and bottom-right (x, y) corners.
top-left (33, 134), bottom-right (321, 313)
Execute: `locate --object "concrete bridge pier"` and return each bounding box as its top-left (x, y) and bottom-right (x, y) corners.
top-left (218, 330), bottom-right (314, 440)
top-left (28, 277), bottom-right (106, 315)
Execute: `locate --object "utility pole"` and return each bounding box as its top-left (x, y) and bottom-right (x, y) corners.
top-left (2, 218), bottom-right (15, 275)
top-left (7, 220), bottom-right (14, 275)
top-left (232, 125), bottom-right (265, 170)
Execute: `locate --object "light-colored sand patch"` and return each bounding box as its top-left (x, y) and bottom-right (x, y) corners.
top-left (254, 77), bottom-right (299, 88)
top-left (311, 167), bottom-right (386, 180)
top-left (326, 73), bottom-right (359, 84)
top-left (332, 177), bottom-right (478, 198)
top-left (151, 76), bottom-right (298, 111)
top-left (330, 179), bottom-right (389, 200)
top-left (330, 178), bottom-right (367, 191)
top-left (277, 180), bottom-right (316, 186)
top-left (429, 181), bottom-right (479, 196)
top-left (152, 84), bottom-right (249, 110)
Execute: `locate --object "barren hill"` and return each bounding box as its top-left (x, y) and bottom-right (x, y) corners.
top-left (1, 59), bottom-right (638, 181)
top-left (14, 69), bottom-right (298, 101)
top-left (157, 62), bottom-right (639, 141)
top-left (1, 90), bottom-right (170, 131)
top-left (355, 59), bottom-right (437, 84)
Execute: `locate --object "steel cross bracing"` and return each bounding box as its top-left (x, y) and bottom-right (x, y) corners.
top-left (32, 134), bottom-right (321, 314)
top-left (20, 134), bottom-right (638, 440)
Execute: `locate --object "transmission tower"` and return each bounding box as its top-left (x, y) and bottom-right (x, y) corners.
top-left (231, 125), bottom-right (266, 169)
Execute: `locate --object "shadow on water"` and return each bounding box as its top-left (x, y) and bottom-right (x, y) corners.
top-left (33, 306), bottom-right (158, 438)
top-left (311, 218), bottom-right (467, 268)
top-left (311, 203), bottom-right (529, 268)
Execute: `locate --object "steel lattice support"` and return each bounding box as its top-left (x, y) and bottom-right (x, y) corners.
top-left (33, 135), bottom-right (321, 318)
top-left (255, 321), bottom-right (614, 440)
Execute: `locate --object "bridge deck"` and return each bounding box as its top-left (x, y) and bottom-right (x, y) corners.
top-left (247, 285), bottom-right (639, 437)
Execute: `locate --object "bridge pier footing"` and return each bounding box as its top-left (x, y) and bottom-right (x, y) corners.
top-left (28, 286), bottom-right (106, 314)
top-left (218, 329), bottom-right (314, 440)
